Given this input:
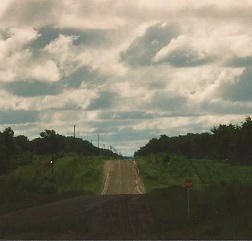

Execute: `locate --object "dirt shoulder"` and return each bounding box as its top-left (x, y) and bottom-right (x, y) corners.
top-left (0, 194), bottom-right (158, 240)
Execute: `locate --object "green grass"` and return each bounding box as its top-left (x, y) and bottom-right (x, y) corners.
top-left (190, 159), bottom-right (252, 185)
top-left (137, 154), bottom-right (200, 192)
top-left (53, 154), bottom-right (105, 193)
top-left (149, 184), bottom-right (252, 239)
top-left (136, 154), bottom-right (252, 238)
top-left (0, 154), bottom-right (106, 214)
top-left (137, 154), bottom-right (252, 192)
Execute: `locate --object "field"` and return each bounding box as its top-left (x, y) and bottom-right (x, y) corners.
top-left (0, 154), bottom-right (105, 214)
top-left (0, 155), bottom-right (251, 239)
top-left (137, 153), bottom-right (252, 191)
top-left (136, 154), bottom-right (252, 239)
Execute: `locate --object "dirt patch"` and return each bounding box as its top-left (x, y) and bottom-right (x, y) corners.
top-left (0, 194), bottom-right (158, 239)
top-left (0, 193), bottom-right (223, 240)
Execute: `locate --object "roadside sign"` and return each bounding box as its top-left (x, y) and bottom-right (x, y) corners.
top-left (184, 179), bottom-right (193, 189)
top-left (184, 179), bottom-right (193, 218)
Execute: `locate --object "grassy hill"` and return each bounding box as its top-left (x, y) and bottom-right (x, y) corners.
top-left (0, 154), bottom-right (106, 214)
top-left (136, 154), bottom-right (252, 239)
top-left (136, 153), bottom-right (252, 191)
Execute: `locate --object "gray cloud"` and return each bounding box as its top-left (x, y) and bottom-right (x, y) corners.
top-left (1, 1), bottom-right (59, 27)
top-left (49, 102), bottom-right (82, 111)
top-left (4, 81), bottom-right (62, 97)
top-left (0, 110), bottom-right (38, 124)
top-left (187, 3), bottom-right (252, 23)
top-left (225, 56), bottom-right (252, 67)
top-left (87, 91), bottom-right (117, 110)
top-left (199, 100), bottom-right (252, 115)
top-left (88, 119), bottom-right (135, 135)
top-left (220, 67), bottom-right (252, 102)
top-left (155, 47), bottom-right (213, 67)
top-left (62, 66), bottom-right (104, 89)
top-left (99, 111), bottom-right (154, 120)
top-left (29, 27), bottom-right (110, 51)
top-left (102, 128), bottom-right (158, 143)
top-left (120, 23), bottom-right (177, 67)
top-left (150, 92), bottom-right (187, 111)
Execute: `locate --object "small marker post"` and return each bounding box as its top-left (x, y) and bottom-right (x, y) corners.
top-left (184, 179), bottom-right (193, 218)
top-left (187, 188), bottom-right (190, 218)
top-left (50, 160), bottom-right (54, 174)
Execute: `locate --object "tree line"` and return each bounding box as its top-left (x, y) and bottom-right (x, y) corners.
top-left (0, 128), bottom-right (120, 174)
top-left (134, 116), bottom-right (252, 165)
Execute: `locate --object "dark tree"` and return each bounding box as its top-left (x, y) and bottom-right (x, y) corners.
top-left (2, 127), bottom-right (15, 160)
top-left (0, 127), bottom-right (15, 173)
top-left (134, 134), bottom-right (169, 157)
top-left (238, 117), bottom-right (252, 164)
top-left (37, 130), bottom-right (65, 156)
top-left (14, 135), bottom-right (30, 153)
top-left (211, 124), bottom-right (237, 160)
top-left (134, 116), bottom-right (252, 165)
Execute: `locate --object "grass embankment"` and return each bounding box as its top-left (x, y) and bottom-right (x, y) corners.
top-left (137, 153), bottom-right (252, 191)
top-left (136, 154), bottom-right (252, 239)
top-left (0, 154), bottom-right (105, 214)
top-left (137, 154), bottom-right (201, 192)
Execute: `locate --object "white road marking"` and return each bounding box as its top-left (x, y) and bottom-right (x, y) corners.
top-left (101, 162), bottom-right (111, 195)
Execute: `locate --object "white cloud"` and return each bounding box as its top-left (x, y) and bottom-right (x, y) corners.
top-left (0, 27), bottom-right (38, 55)
top-left (0, 27), bottom-right (39, 82)
top-left (43, 34), bottom-right (80, 76)
top-left (1, 1), bottom-right (252, 155)
top-left (30, 60), bottom-right (60, 82)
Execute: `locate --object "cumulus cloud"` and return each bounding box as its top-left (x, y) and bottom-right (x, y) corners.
top-left (220, 67), bottom-right (252, 102)
top-left (30, 60), bottom-right (60, 82)
top-left (43, 34), bottom-right (80, 76)
top-left (120, 23), bottom-right (177, 67)
top-left (1, 1), bottom-right (252, 155)
top-left (153, 35), bottom-right (213, 67)
top-left (0, 27), bottom-right (39, 81)
top-left (87, 91), bottom-right (118, 111)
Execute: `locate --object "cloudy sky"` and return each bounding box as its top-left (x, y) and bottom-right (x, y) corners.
top-left (1, 0), bottom-right (252, 155)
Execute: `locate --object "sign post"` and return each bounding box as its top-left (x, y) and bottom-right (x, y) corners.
top-left (184, 179), bottom-right (193, 218)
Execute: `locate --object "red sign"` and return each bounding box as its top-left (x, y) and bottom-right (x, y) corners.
top-left (184, 179), bottom-right (193, 189)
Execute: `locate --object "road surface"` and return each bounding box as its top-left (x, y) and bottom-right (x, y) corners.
top-left (102, 160), bottom-right (144, 195)
top-left (0, 160), bottom-right (203, 239)
top-left (0, 160), bottom-right (155, 240)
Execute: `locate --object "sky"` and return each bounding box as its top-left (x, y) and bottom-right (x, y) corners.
top-left (1, 0), bottom-right (252, 156)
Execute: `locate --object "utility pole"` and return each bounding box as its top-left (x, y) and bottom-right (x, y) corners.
top-left (98, 134), bottom-right (100, 148)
